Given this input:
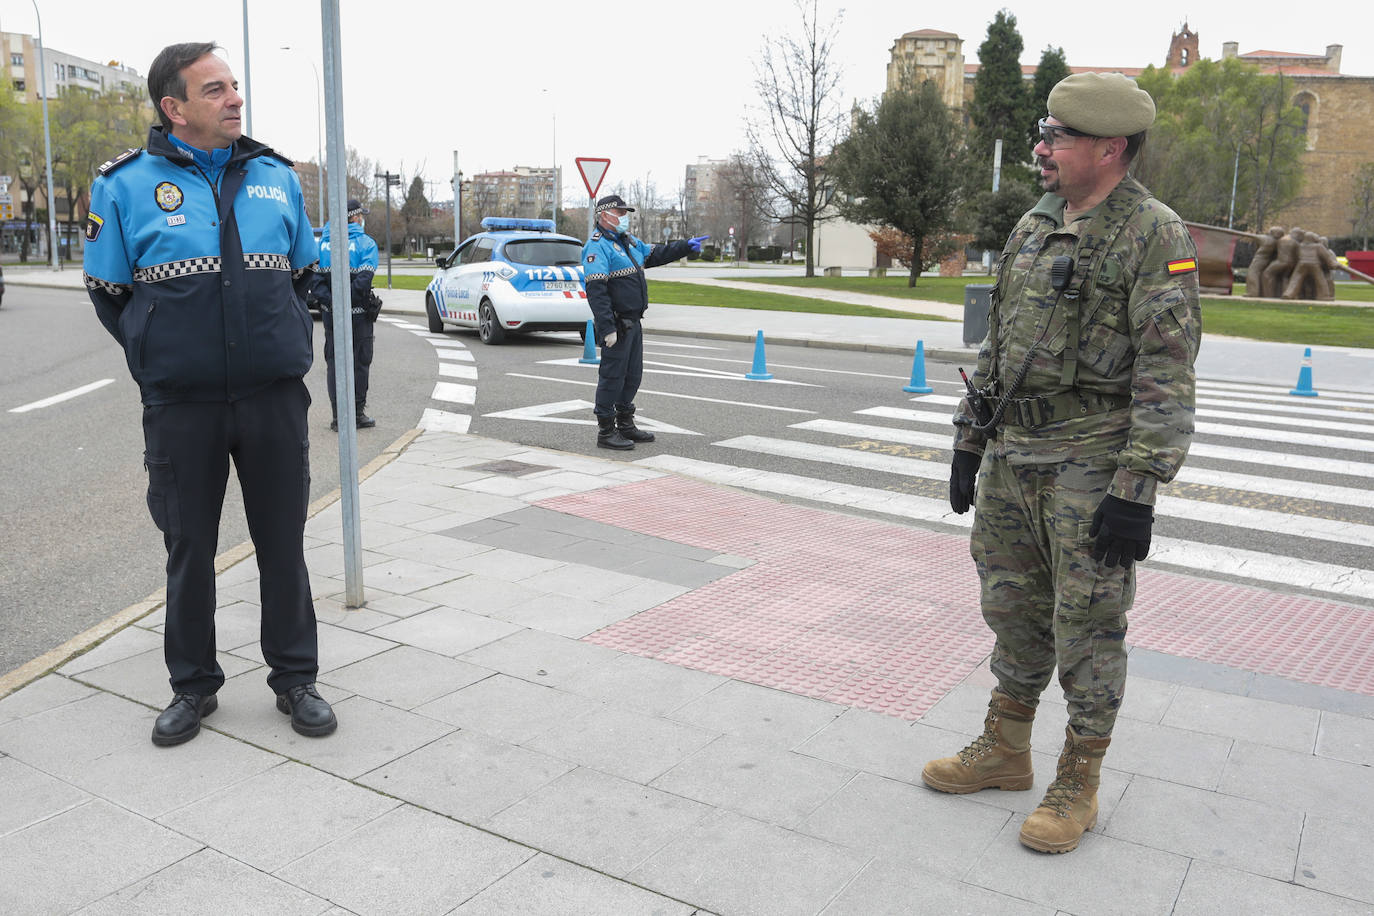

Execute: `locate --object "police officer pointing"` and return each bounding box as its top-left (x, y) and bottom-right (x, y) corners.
top-left (83, 42), bottom-right (337, 746)
top-left (582, 194), bottom-right (707, 449)
top-left (313, 199), bottom-right (382, 430)
top-left (923, 73), bottom-right (1201, 854)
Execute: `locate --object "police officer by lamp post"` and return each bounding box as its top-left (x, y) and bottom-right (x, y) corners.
top-left (582, 193), bottom-right (707, 449)
top-left (313, 198), bottom-right (382, 430)
top-left (83, 42), bottom-right (338, 747)
top-left (924, 73), bottom-right (1201, 854)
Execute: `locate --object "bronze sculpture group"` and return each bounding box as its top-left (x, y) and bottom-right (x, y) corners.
top-left (1244, 226), bottom-right (1343, 300)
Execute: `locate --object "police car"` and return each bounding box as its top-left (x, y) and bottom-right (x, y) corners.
top-left (425, 217), bottom-right (589, 344)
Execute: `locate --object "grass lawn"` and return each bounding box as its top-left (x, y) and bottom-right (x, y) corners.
top-left (377, 271), bottom-right (1374, 347)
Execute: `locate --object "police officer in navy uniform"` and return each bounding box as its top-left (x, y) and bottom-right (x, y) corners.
top-left (313, 199), bottom-right (381, 430)
top-left (83, 42), bottom-right (337, 746)
top-left (582, 194), bottom-right (707, 449)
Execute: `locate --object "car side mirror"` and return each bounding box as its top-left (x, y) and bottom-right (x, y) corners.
top-left (435, 256), bottom-right (447, 268)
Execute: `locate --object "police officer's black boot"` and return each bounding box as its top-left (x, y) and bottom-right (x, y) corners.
top-left (355, 404), bottom-right (375, 429)
top-left (615, 404), bottom-right (655, 443)
top-left (596, 414), bottom-right (634, 450)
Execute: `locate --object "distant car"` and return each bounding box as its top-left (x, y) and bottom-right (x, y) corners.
top-left (0, 261), bottom-right (5, 308)
top-left (425, 217), bottom-right (589, 344)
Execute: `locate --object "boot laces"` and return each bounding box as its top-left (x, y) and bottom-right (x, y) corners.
top-left (1040, 754), bottom-right (1087, 816)
top-left (956, 712), bottom-right (1000, 763)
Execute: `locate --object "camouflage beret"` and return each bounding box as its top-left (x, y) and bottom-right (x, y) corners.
top-left (1047, 72), bottom-right (1155, 137)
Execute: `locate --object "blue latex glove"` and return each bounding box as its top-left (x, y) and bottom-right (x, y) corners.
top-left (688, 235), bottom-right (710, 253)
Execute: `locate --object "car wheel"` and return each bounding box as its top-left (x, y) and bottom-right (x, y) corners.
top-left (578, 324), bottom-right (587, 343)
top-left (478, 300), bottom-right (505, 345)
top-left (425, 293), bottom-right (445, 333)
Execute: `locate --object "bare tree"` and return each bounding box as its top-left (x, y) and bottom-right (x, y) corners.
top-left (744, 0), bottom-right (846, 276)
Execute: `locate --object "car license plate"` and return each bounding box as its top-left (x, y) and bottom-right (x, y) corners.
top-left (543, 281), bottom-right (579, 291)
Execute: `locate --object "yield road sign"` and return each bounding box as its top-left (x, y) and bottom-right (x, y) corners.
top-left (575, 158), bottom-right (610, 199)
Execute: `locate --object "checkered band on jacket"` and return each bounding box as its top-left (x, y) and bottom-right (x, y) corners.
top-left (608, 266), bottom-right (639, 279)
top-left (133, 256), bottom-right (221, 283)
top-left (83, 273), bottom-right (130, 296)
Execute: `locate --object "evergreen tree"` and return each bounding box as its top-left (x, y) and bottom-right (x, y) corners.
top-left (827, 80), bottom-right (964, 286)
top-left (966, 10), bottom-right (1033, 191)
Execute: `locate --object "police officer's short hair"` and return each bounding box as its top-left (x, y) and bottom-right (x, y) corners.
top-left (148, 41), bottom-right (221, 132)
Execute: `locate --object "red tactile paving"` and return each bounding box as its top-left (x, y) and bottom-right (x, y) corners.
top-left (538, 477), bottom-right (1374, 720)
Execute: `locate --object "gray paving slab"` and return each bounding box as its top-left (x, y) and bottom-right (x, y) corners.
top-left (56, 625), bottom-right (163, 677)
top-left (0, 673), bottom-right (95, 726)
top-left (526, 704), bottom-right (718, 783)
top-left (798, 771), bottom-right (1011, 879)
top-left (352, 556), bottom-right (467, 595)
top-left (452, 851), bottom-right (696, 915)
top-left (560, 653), bottom-right (728, 717)
top-left (311, 596), bottom-right (402, 632)
top-left (457, 628), bottom-right (623, 687)
top-left (1160, 685), bottom-right (1320, 754)
top-left (596, 578), bottom-right (692, 616)
top-left (0, 755), bottom-right (90, 837)
top-left (358, 589), bottom-right (440, 619)
top-left (530, 562), bottom-right (670, 602)
top-left (621, 553), bottom-right (736, 587)
top-left (157, 760), bottom-right (398, 871)
top-left (818, 859), bottom-right (1058, 916)
top-left (1242, 673), bottom-right (1374, 717)
top-left (0, 690), bottom-right (157, 781)
top-left (72, 847), bottom-right (334, 915)
top-left (301, 543), bottom-right (391, 579)
top-left (1099, 715), bottom-right (1235, 790)
top-left (275, 804), bottom-right (533, 916)
top-left (650, 734), bottom-right (857, 828)
top-left (669, 678), bottom-right (847, 747)
top-left (486, 767), bottom-right (713, 877)
top-left (369, 530), bottom-right (492, 569)
top-left (627, 808), bottom-right (871, 916)
top-left (1315, 708), bottom-right (1374, 766)
top-left (0, 799), bottom-right (201, 915)
top-left (407, 573), bottom-right (550, 617)
top-left (358, 729), bottom-right (574, 823)
top-left (970, 820), bottom-right (1190, 916)
top-left (413, 672), bottom-right (601, 743)
top-left (1296, 814), bottom-right (1374, 905)
top-left (73, 646), bottom-right (258, 711)
top-left (319, 644), bottom-right (491, 709)
top-left (484, 589), bottom-right (637, 638)
top-left (1219, 738), bottom-right (1374, 824)
top-left (367, 605), bottom-right (522, 656)
top-left (230, 621), bottom-right (396, 675)
top-left (1173, 861), bottom-right (1374, 916)
top-left (795, 707), bottom-right (950, 784)
top-left (1103, 775), bottom-right (1303, 880)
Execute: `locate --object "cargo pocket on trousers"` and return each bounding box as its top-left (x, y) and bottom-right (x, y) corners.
top-left (1055, 516), bottom-right (1105, 622)
top-left (143, 454), bottom-right (182, 539)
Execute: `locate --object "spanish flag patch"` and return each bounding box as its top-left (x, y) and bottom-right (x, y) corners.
top-left (1166, 258), bottom-right (1197, 275)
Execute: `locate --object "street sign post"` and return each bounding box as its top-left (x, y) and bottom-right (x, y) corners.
top-left (575, 157), bottom-right (610, 240)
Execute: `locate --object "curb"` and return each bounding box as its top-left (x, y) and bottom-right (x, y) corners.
top-left (0, 427), bottom-right (425, 701)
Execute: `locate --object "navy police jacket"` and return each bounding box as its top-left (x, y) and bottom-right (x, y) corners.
top-left (311, 220), bottom-right (380, 317)
top-left (581, 228), bottom-right (691, 344)
top-left (83, 126), bottom-right (318, 405)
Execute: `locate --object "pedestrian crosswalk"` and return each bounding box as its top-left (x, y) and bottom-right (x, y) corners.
top-left (380, 316), bottom-right (474, 433)
top-left (637, 379), bottom-right (1374, 605)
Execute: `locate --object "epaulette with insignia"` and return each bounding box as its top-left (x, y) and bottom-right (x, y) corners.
top-left (591, 232), bottom-right (601, 240)
top-left (98, 148), bottom-right (142, 176)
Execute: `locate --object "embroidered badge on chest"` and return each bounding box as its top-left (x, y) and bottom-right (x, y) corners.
top-left (154, 181), bottom-right (184, 212)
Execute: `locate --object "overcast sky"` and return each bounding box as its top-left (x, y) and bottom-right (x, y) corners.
top-left (6, 1), bottom-right (1372, 205)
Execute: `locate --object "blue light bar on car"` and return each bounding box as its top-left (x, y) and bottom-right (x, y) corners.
top-left (480, 217), bottom-right (556, 232)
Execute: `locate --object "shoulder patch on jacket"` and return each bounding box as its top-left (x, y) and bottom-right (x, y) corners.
top-left (1166, 257), bottom-right (1197, 275)
top-left (98, 148), bottom-right (142, 176)
top-left (585, 253), bottom-right (596, 263)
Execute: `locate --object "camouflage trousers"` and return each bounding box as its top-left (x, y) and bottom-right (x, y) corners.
top-left (970, 450), bottom-right (1135, 737)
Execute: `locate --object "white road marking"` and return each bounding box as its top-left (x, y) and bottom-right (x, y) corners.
top-left (636, 454), bottom-right (1374, 601)
top-left (537, 356), bottom-right (820, 386)
top-left (439, 362), bottom-right (478, 380)
top-left (418, 409), bottom-right (471, 433)
top-left (483, 399), bottom-right (698, 434)
top-left (432, 382), bottom-right (475, 406)
top-left (505, 373), bottom-right (817, 414)
top-left (10, 379), bottom-right (116, 413)
top-left (427, 338), bottom-right (469, 349)
top-left (436, 349), bottom-right (474, 362)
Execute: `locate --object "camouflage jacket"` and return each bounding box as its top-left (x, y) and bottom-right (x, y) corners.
top-left (954, 176), bottom-right (1202, 505)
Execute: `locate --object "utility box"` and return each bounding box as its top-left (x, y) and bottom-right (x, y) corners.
top-left (963, 284), bottom-right (994, 347)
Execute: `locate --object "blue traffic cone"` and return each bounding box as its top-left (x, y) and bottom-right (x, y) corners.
top-left (1289, 347), bottom-right (1318, 397)
top-left (578, 319), bottom-right (600, 365)
top-left (745, 330), bottom-right (774, 380)
top-left (903, 340), bottom-right (934, 393)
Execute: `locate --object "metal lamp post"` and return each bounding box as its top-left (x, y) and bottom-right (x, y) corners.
top-left (30, 1), bottom-right (58, 269)
top-left (280, 46), bottom-right (325, 226)
top-left (374, 170), bottom-right (400, 288)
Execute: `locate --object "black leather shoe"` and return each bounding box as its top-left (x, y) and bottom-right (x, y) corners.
top-left (152, 693), bottom-right (217, 747)
top-left (329, 418), bottom-right (338, 431)
top-left (275, 683), bottom-right (338, 737)
top-left (355, 412), bottom-right (376, 429)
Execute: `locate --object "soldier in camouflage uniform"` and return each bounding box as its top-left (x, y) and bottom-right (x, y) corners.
top-left (921, 73), bottom-right (1202, 854)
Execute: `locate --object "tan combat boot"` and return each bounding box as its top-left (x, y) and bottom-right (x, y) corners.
top-left (921, 690), bottom-right (1035, 793)
top-left (1019, 726), bottom-right (1111, 853)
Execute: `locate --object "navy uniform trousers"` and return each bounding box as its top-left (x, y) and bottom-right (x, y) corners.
top-left (594, 316), bottom-right (643, 417)
top-left (323, 313), bottom-right (375, 417)
top-left (141, 377), bottom-right (318, 696)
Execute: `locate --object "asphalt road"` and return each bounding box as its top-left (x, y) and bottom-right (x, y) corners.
top-left (0, 285), bottom-right (435, 677)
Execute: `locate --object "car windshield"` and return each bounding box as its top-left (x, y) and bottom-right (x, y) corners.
top-left (502, 239), bottom-right (583, 267)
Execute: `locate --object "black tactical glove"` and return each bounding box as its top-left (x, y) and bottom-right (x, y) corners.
top-left (1090, 494), bottom-right (1153, 568)
top-left (949, 450), bottom-right (982, 515)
